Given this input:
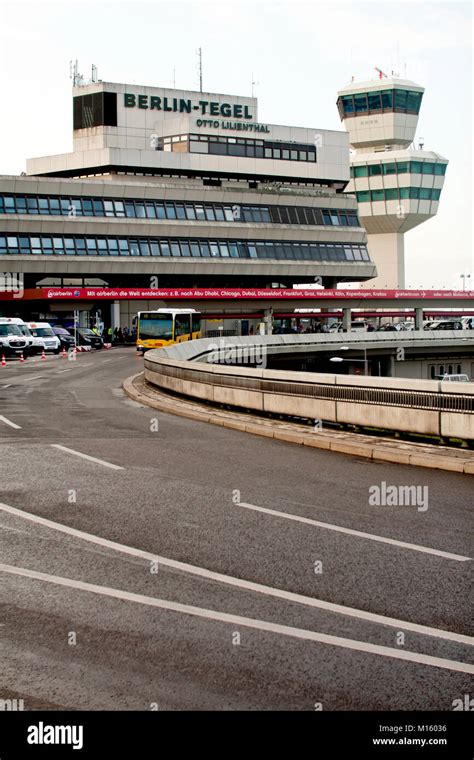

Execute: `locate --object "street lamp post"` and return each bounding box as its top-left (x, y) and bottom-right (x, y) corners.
top-left (336, 344), bottom-right (368, 375)
top-left (330, 356), bottom-right (368, 374)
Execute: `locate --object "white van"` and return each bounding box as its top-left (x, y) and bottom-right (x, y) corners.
top-left (5, 318), bottom-right (44, 355)
top-left (0, 317), bottom-right (32, 357)
top-left (25, 322), bottom-right (61, 353)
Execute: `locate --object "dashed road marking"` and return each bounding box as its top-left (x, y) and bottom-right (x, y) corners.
top-left (50, 444), bottom-right (124, 470)
top-left (0, 415), bottom-right (21, 429)
top-left (236, 502), bottom-right (471, 562)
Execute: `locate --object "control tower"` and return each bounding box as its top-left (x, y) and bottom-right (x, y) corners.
top-left (337, 75), bottom-right (448, 287)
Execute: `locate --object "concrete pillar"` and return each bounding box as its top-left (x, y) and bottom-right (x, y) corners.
top-left (360, 232), bottom-right (405, 289)
top-left (415, 307), bottom-right (423, 331)
top-left (342, 307), bottom-right (351, 332)
top-left (111, 301), bottom-right (121, 331)
top-left (263, 308), bottom-right (273, 335)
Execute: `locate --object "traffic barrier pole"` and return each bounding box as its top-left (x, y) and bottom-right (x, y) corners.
top-left (1, 355), bottom-right (6, 367)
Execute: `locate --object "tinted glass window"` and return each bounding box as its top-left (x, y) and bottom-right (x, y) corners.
top-left (368, 92), bottom-right (382, 110)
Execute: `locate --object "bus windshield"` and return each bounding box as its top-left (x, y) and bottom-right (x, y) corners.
top-left (139, 314), bottom-right (173, 341)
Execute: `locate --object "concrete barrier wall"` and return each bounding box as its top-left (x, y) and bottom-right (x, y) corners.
top-left (144, 343), bottom-right (474, 440)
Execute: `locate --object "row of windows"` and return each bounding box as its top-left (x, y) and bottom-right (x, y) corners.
top-left (356, 187), bottom-right (442, 202)
top-left (350, 161), bottom-right (447, 178)
top-left (0, 195), bottom-right (360, 227)
top-left (0, 235), bottom-right (370, 262)
top-left (159, 134), bottom-right (317, 163)
top-left (337, 89), bottom-right (423, 119)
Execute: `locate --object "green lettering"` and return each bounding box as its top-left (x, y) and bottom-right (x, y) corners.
top-left (150, 96), bottom-right (161, 110)
top-left (199, 100), bottom-right (209, 114)
top-left (243, 105), bottom-right (252, 119)
top-left (124, 93), bottom-right (136, 108)
top-left (138, 95), bottom-right (148, 109)
top-left (210, 102), bottom-right (219, 116)
top-left (220, 103), bottom-right (231, 117)
top-left (233, 104), bottom-right (243, 118)
top-left (179, 99), bottom-right (191, 113)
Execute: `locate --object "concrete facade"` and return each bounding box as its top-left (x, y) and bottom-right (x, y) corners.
top-left (0, 79), bottom-right (380, 330)
top-left (337, 77), bottom-right (448, 288)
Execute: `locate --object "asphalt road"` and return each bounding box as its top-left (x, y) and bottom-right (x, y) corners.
top-left (0, 348), bottom-right (472, 711)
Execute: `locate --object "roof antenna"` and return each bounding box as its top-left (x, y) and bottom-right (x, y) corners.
top-left (69, 59), bottom-right (84, 87)
top-left (251, 73), bottom-right (259, 98)
top-left (197, 48), bottom-right (203, 93)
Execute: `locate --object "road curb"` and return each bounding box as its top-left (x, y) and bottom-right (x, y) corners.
top-left (123, 373), bottom-right (474, 475)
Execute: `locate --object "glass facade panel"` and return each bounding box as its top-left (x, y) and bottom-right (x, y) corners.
top-left (368, 164), bottom-right (382, 176)
top-left (354, 165), bottom-right (368, 177)
top-left (354, 94), bottom-right (368, 112)
top-left (394, 89), bottom-right (407, 110)
top-left (381, 90), bottom-right (393, 109)
top-left (368, 92), bottom-right (382, 110)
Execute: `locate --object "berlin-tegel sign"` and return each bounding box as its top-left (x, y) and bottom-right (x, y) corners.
top-left (1, 288), bottom-right (473, 301)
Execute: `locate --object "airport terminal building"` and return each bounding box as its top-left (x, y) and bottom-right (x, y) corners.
top-left (0, 79), bottom-right (375, 329)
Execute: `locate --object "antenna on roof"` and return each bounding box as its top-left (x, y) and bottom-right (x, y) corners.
top-left (197, 48), bottom-right (203, 92)
top-left (91, 64), bottom-right (98, 83)
top-left (69, 60), bottom-right (84, 87)
top-left (251, 73), bottom-right (259, 98)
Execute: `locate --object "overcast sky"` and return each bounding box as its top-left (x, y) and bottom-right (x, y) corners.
top-left (0, 0), bottom-right (472, 288)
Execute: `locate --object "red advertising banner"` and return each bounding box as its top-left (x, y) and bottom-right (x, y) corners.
top-left (1, 287), bottom-right (473, 301)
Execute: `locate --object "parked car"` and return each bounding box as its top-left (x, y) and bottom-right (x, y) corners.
top-left (77, 328), bottom-right (103, 349)
top-left (0, 317), bottom-right (42, 356)
top-left (435, 374), bottom-right (470, 382)
top-left (0, 318), bottom-right (30, 358)
top-left (461, 317), bottom-right (474, 330)
top-left (428, 320), bottom-right (463, 331)
top-left (328, 321), bottom-right (369, 333)
top-left (376, 323), bottom-right (401, 332)
top-left (52, 326), bottom-right (76, 350)
top-left (26, 322), bottom-right (61, 353)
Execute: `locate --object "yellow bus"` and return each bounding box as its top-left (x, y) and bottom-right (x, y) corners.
top-left (136, 308), bottom-right (201, 354)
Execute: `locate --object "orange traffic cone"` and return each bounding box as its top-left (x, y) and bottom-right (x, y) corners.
top-left (62, 347), bottom-right (67, 358)
top-left (19, 353), bottom-right (24, 364)
top-left (41, 349), bottom-right (46, 360)
top-left (1, 355), bottom-right (6, 367)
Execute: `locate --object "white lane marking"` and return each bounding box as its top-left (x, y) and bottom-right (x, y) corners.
top-left (0, 415), bottom-right (21, 430)
top-left (80, 363), bottom-right (93, 367)
top-left (237, 503), bottom-right (471, 562)
top-left (50, 444), bottom-right (124, 470)
top-left (1, 562), bottom-right (472, 675)
top-left (0, 502), bottom-right (471, 646)
top-left (1, 384), bottom-right (12, 388)
top-left (101, 360), bottom-right (111, 364)
top-left (57, 369), bottom-right (72, 374)
top-left (22, 375), bottom-right (43, 381)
